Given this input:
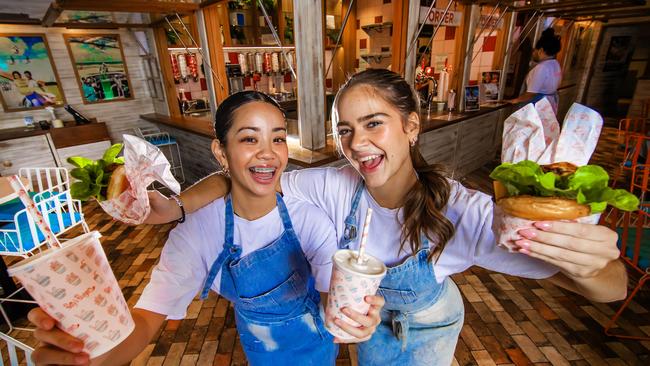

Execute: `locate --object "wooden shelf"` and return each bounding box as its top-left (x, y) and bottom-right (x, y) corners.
top-left (361, 22), bottom-right (393, 35)
top-left (360, 52), bottom-right (392, 63)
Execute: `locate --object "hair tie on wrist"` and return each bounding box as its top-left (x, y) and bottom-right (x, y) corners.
top-left (171, 195), bottom-right (185, 223)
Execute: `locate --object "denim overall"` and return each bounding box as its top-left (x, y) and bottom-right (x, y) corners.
top-left (341, 182), bottom-right (464, 365)
top-left (200, 194), bottom-right (337, 365)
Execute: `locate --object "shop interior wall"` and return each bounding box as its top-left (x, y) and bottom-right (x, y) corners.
top-left (0, 24), bottom-right (159, 142)
top-left (585, 23), bottom-right (649, 117)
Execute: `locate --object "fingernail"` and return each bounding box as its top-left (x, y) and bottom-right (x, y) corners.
top-left (534, 221), bottom-right (552, 230)
top-left (516, 239), bottom-right (531, 249)
top-left (70, 342), bottom-right (83, 352)
top-left (518, 229), bottom-right (537, 239)
top-left (75, 355), bottom-right (88, 364)
top-left (518, 248), bottom-right (531, 255)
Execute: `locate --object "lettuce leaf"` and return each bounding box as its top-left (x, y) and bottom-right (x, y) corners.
top-left (489, 160), bottom-right (639, 213)
top-left (67, 143), bottom-right (124, 202)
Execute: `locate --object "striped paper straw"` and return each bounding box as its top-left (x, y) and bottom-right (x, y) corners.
top-left (8, 175), bottom-right (62, 249)
top-left (357, 208), bottom-right (373, 264)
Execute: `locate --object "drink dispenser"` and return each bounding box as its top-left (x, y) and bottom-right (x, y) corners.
top-left (226, 64), bottom-right (244, 94)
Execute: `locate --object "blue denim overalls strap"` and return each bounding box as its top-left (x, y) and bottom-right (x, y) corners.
top-left (341, 181), bottom-right (464, 365)
top-left (201, 194), bottom-right (336, 365)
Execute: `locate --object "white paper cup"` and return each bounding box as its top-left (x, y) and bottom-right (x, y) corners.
top-left (492, 204), bottom-right (601, 252)
top-left (325, 250), bottom-right (386, 340)
top-left (8, 231), bottom-right (134, 358)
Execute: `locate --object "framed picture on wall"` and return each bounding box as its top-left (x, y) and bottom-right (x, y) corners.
top-left (64, 33), bottom-right (133, 104)
top-left (0, 34), bottom-right (66, 112)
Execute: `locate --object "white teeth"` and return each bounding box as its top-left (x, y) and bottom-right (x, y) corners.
top-left (359, 155), bottom-right (380, 162)
top-left (250, 167), bottom-right (276, 173)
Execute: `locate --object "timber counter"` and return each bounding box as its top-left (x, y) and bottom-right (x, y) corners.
top-left (417, 103), bottom-right (512, 178)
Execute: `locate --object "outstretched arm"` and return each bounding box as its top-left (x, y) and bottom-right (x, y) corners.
top-left (145, 172), bottom-right (230, 224)
top-left (518, 221), bottom-right (627, 303)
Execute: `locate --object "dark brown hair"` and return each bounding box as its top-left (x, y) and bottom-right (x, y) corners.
top-left (333, 69), bottom-right (455, 261)
top-left (213, 91), bottom-right (284, 145)
top-left (535, 28), bottom-right (561, 56)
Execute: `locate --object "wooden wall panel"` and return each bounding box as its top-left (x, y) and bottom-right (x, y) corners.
top-left (0, 24), bottom-right (157, 142)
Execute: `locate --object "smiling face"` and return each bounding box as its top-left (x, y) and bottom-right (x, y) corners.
top-left (335, 85), bottom-right (419, 189)
top-left (212, 101), bottom-right (288, 199)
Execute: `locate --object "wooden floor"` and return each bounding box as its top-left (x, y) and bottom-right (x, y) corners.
top-left (3, 126), bottom-right (650, 365)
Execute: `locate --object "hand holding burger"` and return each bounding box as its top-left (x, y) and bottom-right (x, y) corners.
top-left (490, 160), bottom-right (637, 284)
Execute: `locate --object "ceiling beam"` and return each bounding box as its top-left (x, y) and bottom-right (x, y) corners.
top-left (42, 2), bottom-right (63, 27)
top-left (542, 4), bottom-right (649, 17)
top-left (511, 0), bottom-right (645, 12)
top-left (55, 0), bottom-right (199, 14)
top-left (0, 13), bottom-right (41, 25)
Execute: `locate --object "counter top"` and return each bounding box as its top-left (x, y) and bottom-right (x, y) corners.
top-left (0, 126), bottom-right (49, 142)
top-left (420, 102), bottom-right (512, 133)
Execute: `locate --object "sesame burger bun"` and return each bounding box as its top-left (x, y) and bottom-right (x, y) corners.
top-left (497, 195), bottom-right (591, 221)
top-left (106, 165), bottom-right (129, 200)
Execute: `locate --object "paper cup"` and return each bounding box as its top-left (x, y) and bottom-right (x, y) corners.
top-left (8, 231), bottom-right (134, 358)
top-left (325, 250), bottom-right (386, 340)
top-left (492, 204), bottom-right (601, 252)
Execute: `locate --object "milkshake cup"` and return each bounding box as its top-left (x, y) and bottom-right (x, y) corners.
top-left (325, 249), bottom-right (387, 340)
top-left (8, 231), bottom-right (134, 358)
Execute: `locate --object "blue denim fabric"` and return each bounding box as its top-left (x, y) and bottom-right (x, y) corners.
top-left (341, 181), bottom-right (464, 365)
top-left (201, 194), bottom-right (337, 365)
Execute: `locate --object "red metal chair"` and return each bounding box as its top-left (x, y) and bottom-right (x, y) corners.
top-left (618, 118), bottom-right (650, 140)
top-left (602, 205), bottom-right (650, 341)
top-left (611, 134), bottom-right (650, 190)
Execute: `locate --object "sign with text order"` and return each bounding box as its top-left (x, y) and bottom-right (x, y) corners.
top-left (419, 7), bottom-right (463, 27)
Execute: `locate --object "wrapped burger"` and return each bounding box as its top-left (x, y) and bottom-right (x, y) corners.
top-left (490, 98), bottom-right (638, 251)
top-left (68, 134), bottom-right (180, 224)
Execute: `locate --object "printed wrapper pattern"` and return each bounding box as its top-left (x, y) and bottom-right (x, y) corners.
top-left (495, 98), bottom-right (604, 249)
top-left (9, 232), bottom-right (134, 358)
top-left (99, 135), bottom-right (180, 225)
top-left (325, 261), bottom-right (383, 340)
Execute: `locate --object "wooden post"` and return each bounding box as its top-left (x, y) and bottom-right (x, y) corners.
top-left (391, 0), bottom-right (409, 75)
top-left (404, 0), bottom-right (421, 86)
top-left (341, 0), bottom-right (357, 84)
top-left (498, 11), bottom-right (517, 101)
top-left (153, 26), bottom-right (182, 119)
top-left (294, 0), bottom-right (326, 150)
top-left (460, 4), bottom-right (480, 111)
top-left (203, 2), bottom-right (230, 104)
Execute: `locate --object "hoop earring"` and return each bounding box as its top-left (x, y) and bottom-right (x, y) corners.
top-left (221, 166), bottom-right (230, 176)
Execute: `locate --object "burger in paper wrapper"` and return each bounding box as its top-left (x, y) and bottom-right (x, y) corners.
top-left (490, 160), bottom-right (638, 251)
top-left (68, 135), bottom-right (180, 224)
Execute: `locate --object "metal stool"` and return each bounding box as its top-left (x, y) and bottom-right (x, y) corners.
top-left (133, 127), bottom-right (185, 184)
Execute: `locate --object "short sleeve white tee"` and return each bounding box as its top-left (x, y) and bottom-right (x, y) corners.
top-left (281, 165), bottom-right (559, 284)
top-left (135, 196), bottom-right (337, 319)
top-left (525, 59), bottom-right (562, 112)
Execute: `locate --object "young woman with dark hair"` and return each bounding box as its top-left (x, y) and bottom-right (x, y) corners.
top-left (510, 28), bottom-right (563, 113)
top-left (26, 91), bottom-right (383, 366)
top-left (134, 69), bottom-right (623, 365)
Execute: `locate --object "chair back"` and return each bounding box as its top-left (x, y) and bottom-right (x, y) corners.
top-left (0, 332), bottom-right (34, 366)
top-left (18, 167), bottom-right (69, 194)
top-left (0, 190), bottom-right (84, 257)
top-left (618, 118), bottom-right (650, 142)
top-left (604, 206), bottom-right (650, 275)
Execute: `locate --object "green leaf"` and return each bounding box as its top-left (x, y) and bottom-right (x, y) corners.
top-left (70, 181), bottom-right (92, 201)
top-left (70, 167), bottom-right (90, 182)
top-left (489, 160), bottom-right (639, 213)
top-left (102, 143), bottom-right (124, 164)
top-left (67, 156), bottom-right (94, 168)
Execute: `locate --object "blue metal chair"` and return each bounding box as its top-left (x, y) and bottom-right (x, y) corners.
top-left (134, 127), bottom-right (185, 184)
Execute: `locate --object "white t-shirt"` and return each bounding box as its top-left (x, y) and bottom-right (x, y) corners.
top-left (281, 165), bottom-right (559, 284)
top-left (135, 197), bottom-right (337, 319)
top-left (524, 59), bottom-right (562, 112)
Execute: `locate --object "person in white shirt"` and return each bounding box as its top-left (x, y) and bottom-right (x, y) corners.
top-left (141, 69), bottom-right (625, 365)
top-left (510, 28), bottom-right (563, 114)
top-left (26, 91), bottom-right (383, 366)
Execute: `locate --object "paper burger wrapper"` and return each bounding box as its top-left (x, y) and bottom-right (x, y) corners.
top-left (99, 134), bottom-right (180, 225)
top-left (492, 204), bottom-right (601, 252)
top-left (491, 181), bottom-right (601, 252)
top-left (8, 232), bottom-right (134, 358)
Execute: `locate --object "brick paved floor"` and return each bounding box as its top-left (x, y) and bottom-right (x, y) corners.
top-left (2, 158), bottom-right (649, 365)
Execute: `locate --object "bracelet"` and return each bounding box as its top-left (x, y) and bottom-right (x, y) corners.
top-left (170, 195), bottom-right (185, 223)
